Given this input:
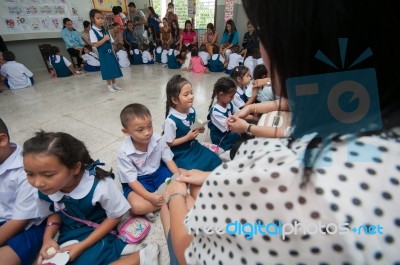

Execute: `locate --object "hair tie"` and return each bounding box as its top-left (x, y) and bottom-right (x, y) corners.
top-left (86, 159), bottom-right (105, 176)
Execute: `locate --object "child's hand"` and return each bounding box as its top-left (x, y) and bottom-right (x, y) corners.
top-left (61, 242), bottom-right (85, 262)
top-left (103, 34), bottom-right (110, 41)
top-left (149, 193), bottom-right (164, 206)
top-left (186, 129), bottom-right (200, 140)
top-left (38, 239), bottom-right (59, 264)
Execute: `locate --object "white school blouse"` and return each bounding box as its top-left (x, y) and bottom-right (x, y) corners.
top-left (161, 50), bottom-right (169, 64)
top-left (81, 52), bottom-right (100, 67)
top-left (89, 25), bottom-right (114, 43)
top-left (227, 53), bottom-right (244, 70)
top-left (0, 61), bottom-right (33, 89)
top-left (0, 144), bottom-right (50, 227)
top-left (39, 171), bottom-right (130, 219)
top-left (116, 50), bottom-right (130, 67)
top-left (232, 86), bottom-right (246, 109)
top-left (142, 50), bottom-right (153, 63)
top-left (199, 51), bottom-right (211, 65)
top-left (163, 107), bottom-right (196, 143)
top-left (209, 103), bottom-right (239, 133)
top-left (211, 54), bottom-right (225, 64)
top-left (117, 134), bottom-right (174, 183)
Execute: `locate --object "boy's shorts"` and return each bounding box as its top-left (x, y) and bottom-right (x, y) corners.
top-left (122, 162), bottom-right (173, 197)
top-left (0, 221), bottom-right (45, 265)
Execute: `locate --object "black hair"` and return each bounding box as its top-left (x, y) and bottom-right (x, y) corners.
top-left (169, 43), bottom-right (177, 50)
top-left (165, 75), bottom-right (191, 117)
top-left (83, 44), bottom-right (93, 52)
top-left (168, 2), bottom-right (174, 8)
top-left (3, 50), bottom-right (15, 61)
top-left (230, 45), bottom-right (240, 54)
top-left (212, 45), bottom-right (219, 55)
top-left (148, 6), bottom-right (156, 16)
top-left (230, 65), bottom-right (250, 84)
top-left (113, 22), bottom-right (120, 27)
top-left (128, 2), bottom-right (136, 8)
top-left (191, 48), bottom-right (198, 57)
top-left (162, 43), bottom-right (169, 50)
top-left (224, 19), bottom-right (236, 43)
top-left (206, 23), bottom-right (214, 33)
top-left (252, 48), bottom-right (261, 59)
top-left (83, 20), bottom-right (91, 29)
top-left (0, 118), bottom-right (10, 140)
top-left (171, 19), bottom-right (180, 41)
top-left (253, 64), bottom-right (268, 80)
top-left (208, 77), bottom-right (237, 110)
top-left (120, 103), bottom-right (152, 128)
top-left (49, 46), bottom-right (60, 61)
top-left (112, 6), bottom-right (119, 15)
top-left (62, 17), bottom-right (75, 30)
top-left (23, 131), bottom-right (112, 179)
top-left (117, 6), bottom-right (123, 12)
top-left (89, 9), bottom-right (103, 28)
top-left (199, 44), bottom-right (206, 52)
top-left (156, 39), bottom-right (162, 47)
top-left (142, 43), bottom-right (149, 51)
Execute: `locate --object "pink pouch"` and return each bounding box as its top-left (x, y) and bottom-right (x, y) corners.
top-left (118, 216), bottom-right (151, 244)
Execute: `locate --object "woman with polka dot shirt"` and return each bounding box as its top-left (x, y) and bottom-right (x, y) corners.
top-left (163, 1), bottom-right (400, 264)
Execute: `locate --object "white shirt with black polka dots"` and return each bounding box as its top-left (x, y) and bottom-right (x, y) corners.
top-left (184, 131), bottom-right (400, 264)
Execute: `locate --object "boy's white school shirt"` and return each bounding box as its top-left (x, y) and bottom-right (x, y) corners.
top-left (142, 50), bottom-right (153, 63)
top-left (116, 50), bottom-right (130, 67)
top-left (199, 51), bottom-right (211, 65)
top-left (161, 50), bottom-right (168, 64)
top-left (156, 46), bottom-right (162, 54)
top-left (0, 61), bottom-right (33, 89)
top-left (244, 56), bottom-right (256, 77)
top-left (117, 134), bottom-right (174, 183)
top-left (227, 53), bottom-right (244, 70)
top-left (89, 25), bottom-right (115, 43)
top-left (163, 107), bottom-right (196, 143)
top-left (209, 102), bottom-right (239, 133)
top-left (41, 171), bottom-right (130, 219)
top-left (211, 54), bottom-right (225, 64)
top-left (81, 52), bottom-right (100, 67)
top-left (256, 57), bottom-right (264, 65)
top-left (0, 144), bottom-right (50, 227)
top-left (233, 86), bottom-right (246, 109)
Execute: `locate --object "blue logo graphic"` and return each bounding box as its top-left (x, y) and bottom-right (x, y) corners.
top-left (286, 38), bottom-right (382, 138)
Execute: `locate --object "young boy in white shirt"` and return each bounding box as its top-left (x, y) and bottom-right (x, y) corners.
top-left (225, 45), bottom-right (244, 75)
top-left (0, 51), bottom-right (34, 89)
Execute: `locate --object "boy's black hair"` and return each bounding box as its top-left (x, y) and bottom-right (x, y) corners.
top-left (253, 64), bottom-right (268, 80)
top-left (83, 44), bottom-right (93, 52)
top-left (120, 103), bottom-right (152, 128)
top-left (3, 50), bottom-right (15, 61)
top-left (142, 44), bottom-right (149, 51)
top-left (83, 20), bottom-right (91, 29)
top-left (0, 118), bottom-right (10, 140)
top-left (212, 45), bottom-right (219, 55)
top-left (155, 39), bottom-right (162, 47)
top-left (191, 48), bottom-right (198, 57)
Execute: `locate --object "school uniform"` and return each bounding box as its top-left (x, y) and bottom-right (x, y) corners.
top-left (163, 108), bottom-right (221, 171)
top-left (81, 52), bottom-right (100, 72)
top-left (198, 51), bottom-right (211, 65)
top-left (37, 171), bottom-right (130, 265)
top-left (117, 134), bottom-right (174, 195)
top-left (225, 53), bottom-right (244, 74)
top-left (256, 58), bottom-right (264, 65)
top-left (207, 102), bottom-right (241, 151)
top-left (233, 86), bottom-right (248, 109)
top-left (167, 49), bottom-right (181, 69)
top-left (244, 56), bottom-right (256, 77)
top-left (209, 54), bottom-right (225, 72)
top-left (49, 55), bottom-right (72, 77)
top-left (0, 61), bottom-right (34, 89)
top-left (131, 49), bottom-right (143, 65)
top-left (142, 50), bottom-right (154, 64)
top-left (90, 25), bottom-right (123, 80)
top-left (257, 84), bottom-right (277, 102)
top-left (161, 50), bottom-right (168, 65)
top-left (181, 52), bottom-right (191, 69)
top-left (155, 46), bottom-right (163, 63)
top-left (116, 50), bottom-right (130, 68)
top-left (0, 144), bottom-right (49, 265)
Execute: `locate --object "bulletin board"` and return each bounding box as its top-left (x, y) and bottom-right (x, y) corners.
top-left (92, 0), bottom-right (127, 13)
top-left (0, 0), bottom-right (93, 41)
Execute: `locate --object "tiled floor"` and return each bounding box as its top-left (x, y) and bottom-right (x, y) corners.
top-left (0, 65), bottom-right (226, 265)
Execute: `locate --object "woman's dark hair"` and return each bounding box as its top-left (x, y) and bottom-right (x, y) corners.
top-left (191, 48), bottom-right (198, 57)
top-left (49, 46), bottom-right (60, 60)
top-left (184, 20), bottom-right (194, 33)
top-left (165, 75), bottom-right (191, 117)
top-left (112, 6), bottom-right (119, 15)
top-left (207, 23), bottom-right (215, 33)
top-left (253, 64), bottom-right (268, 80)
top-left (171, 19), bottom-right (180, 41)
top-left (208, 77), bottom-right (237, 110)
top-left (83, 20), bottom-right (90, 29)
top-left (230, 65), bottom-right (249, 83)
top-left (3, 50), bottom-right (15, 61)
top-left (62, 18), bottom-right (74, 30)
top-left (23, 131), bottom-right (112, 179)
top-left (148, 6), bottom-right (156, 16)
top-left (224, 19), bottom-right (236, 43)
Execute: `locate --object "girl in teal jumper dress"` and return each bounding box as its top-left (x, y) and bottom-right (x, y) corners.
top-left (163, 75), bottom-right (222, 171)
top-left (23, 131), bottom-right (159, 265)
top-left (89, 9), bottom-right (123, 93)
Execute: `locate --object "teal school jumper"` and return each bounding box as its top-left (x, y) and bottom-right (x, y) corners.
top-left (50, 55), bottom-right (71, 77)
top-left (155, 48), bottom-right (162, 63)
top-left (131, 50), bottom-right (143, 65)
top-left (209, 54), bottom-right (224, 72)
top-left (168, 109), bottom-right (221, 171)
top-left (167, 51), bottom-right (181, 69)
top-left (92, 28), bottom-right (122, 80)
top-left (38, 178), bottom-right (126, 265)
top-left (207, 102), bottom-right (241, 151)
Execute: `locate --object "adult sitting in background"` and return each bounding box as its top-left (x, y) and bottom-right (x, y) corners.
top-left (147, 6), bottom-right (161, 40)
top-left (128, 2), bottom-right (146, 47)
top-left (220, 19), bottom-right (239, 62)
top-left (170, 20), bottom-right (182, 51)
top-left (61, 18), bottom-right (84, 68)
top-left (203, 23), bottom-right (218, 54)
top-left (123, 21), bottom-right (139, 52)
top-left (81, 20), bottom-right (92, 46)
top-left (181, 20), bottom-right (197, 51)
top-left (164, 2), bottom-right (178, 26)
top-left (162, 0), bottom-right (400, 264)
top-left (160, 18), bottom-right (172, 45)
top-left (240, 21), bottom-right (258, 58)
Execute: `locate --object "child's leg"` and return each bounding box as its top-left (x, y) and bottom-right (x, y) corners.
top-left (111, 78), bottom-right (122, 90)
top-left (127, 191), bottom-right (161, 215)
top-left (112, 243), bottom-right (159, 265)
top-left (0, 246), bottom-right (20, 265)
top-left (160, 204), bottom-right (170, 238)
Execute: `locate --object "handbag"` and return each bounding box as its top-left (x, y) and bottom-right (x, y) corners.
top-left (57, 203), bottom-right (150, 244)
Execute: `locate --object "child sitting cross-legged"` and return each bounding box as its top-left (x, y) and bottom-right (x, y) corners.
top-left (117, 104), bottom-right (183, 219)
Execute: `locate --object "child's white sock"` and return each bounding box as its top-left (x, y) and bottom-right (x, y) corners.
top-left (108, 85), bottom-right (117, 93)
top-left (139, 243), bottom-right (159, 265)
top-left (112, 83), bottom-right (122, 90)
